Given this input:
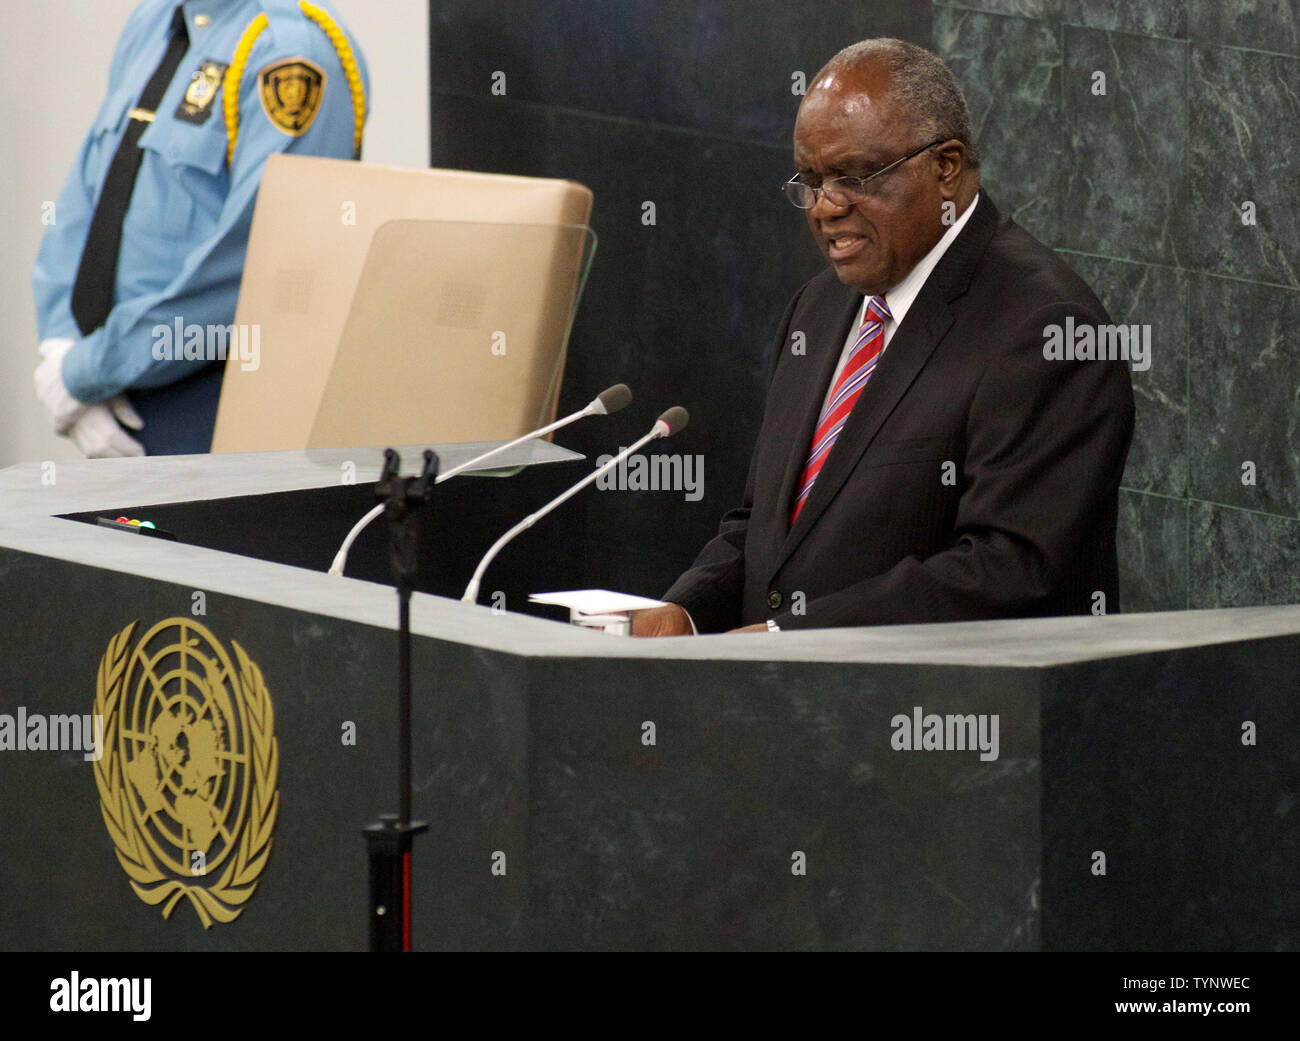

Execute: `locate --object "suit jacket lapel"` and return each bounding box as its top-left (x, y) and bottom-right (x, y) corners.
top-left (774, 193), bottom-right (1002, 570)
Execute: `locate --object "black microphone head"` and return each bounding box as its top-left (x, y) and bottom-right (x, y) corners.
top-left (595, 383), bottom-right (632, 415)
top-left (656, 406), bottom-right (689, 436)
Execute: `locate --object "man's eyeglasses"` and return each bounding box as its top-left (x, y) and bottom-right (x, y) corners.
top-left (782, 138), bottom-right (948, 209)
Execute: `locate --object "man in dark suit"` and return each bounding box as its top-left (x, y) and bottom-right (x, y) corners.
top-left (633, 38), bottom-right (1134, 636)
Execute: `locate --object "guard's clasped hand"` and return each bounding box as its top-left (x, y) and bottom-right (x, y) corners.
top-left (34, 337), bottom-right (146, 458)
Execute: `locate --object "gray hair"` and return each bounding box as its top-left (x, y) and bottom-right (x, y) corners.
top-left (822, 38), bottom-right (980, 167)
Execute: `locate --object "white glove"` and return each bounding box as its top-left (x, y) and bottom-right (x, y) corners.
top-left (34, 337), bottom-right (84, 434)
top-left (35, 337), bottom-right (146, 456)
top-left (68, 400), bottom-right (146, 458)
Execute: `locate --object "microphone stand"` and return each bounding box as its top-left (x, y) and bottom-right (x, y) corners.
top-left (363, 447), bottom-right (437, 952)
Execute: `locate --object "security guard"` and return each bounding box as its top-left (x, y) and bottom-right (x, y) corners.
top-left (33, 0), bottom-right (368, 456)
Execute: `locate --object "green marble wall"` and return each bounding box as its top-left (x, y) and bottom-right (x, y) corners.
top-left (935, 0), bottom-right (1300, 612)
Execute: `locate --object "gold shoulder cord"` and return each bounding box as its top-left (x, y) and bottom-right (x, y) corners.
top-left (298, 2), bottom-right (366, 159)
top-left (222, 1), bottom-right (366, 166)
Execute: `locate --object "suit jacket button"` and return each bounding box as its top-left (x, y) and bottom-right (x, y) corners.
top-left (767, 590), bottom-right (782, 610)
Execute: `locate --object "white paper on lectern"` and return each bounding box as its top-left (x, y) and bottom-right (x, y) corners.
top-left (528, 589), bottom-right (667, 614)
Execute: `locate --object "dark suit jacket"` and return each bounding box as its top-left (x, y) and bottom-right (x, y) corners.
top-left (664, 194), bottom-right (1135, 632)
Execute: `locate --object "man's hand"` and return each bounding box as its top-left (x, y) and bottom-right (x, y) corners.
top-left (729, 623), bottom-right (771, 633)
top-left (35, 338), bottom-right (145, 457)
top-left (630, 603), bottom-right (695, 638)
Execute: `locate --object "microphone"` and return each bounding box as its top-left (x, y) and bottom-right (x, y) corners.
top-left (327, 384), bottom-right (632, 576)
top-left (461, 406), bottom-right (690, 604)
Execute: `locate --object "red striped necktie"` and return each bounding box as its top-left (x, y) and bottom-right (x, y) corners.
top-left (789, 295), bottom-right (891, 526)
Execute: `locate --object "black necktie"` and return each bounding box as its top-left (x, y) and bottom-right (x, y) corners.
top-left (71, 6), bottom-right (190, 336)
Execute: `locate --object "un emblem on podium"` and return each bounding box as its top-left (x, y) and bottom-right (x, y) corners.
top-left (92, 619), bottom-right (279, 928)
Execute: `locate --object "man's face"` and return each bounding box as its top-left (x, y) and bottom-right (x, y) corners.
top-left (792, 65), bottom-right (949, 296)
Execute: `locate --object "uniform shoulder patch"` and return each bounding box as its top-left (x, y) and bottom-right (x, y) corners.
top-left (175, 60), bottom-right (230, 124)
top-left (257, 56), bottom-right (326, 136)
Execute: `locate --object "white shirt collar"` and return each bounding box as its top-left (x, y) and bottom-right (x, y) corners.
top-left (878, 190), bottom-right (979, 332)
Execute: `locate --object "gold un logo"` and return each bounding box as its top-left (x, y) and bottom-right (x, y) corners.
top-left (92, 619), bottom-right (279, 928)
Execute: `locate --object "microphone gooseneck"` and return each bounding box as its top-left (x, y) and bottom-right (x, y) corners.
top-left (326, 383), bottom-right (633, 577)
top-left (461, 406), bottom-right (689, 604)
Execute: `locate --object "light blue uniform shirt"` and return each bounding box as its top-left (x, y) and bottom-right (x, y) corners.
top-left (34, 0), bottom-right (369, 406)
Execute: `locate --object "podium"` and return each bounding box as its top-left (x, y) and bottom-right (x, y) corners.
top-left (0, 447), bottom-right (1296, 950)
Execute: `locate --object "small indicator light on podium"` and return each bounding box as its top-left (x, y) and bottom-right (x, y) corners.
top-left (94, 515), bottom-right (176, 541)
